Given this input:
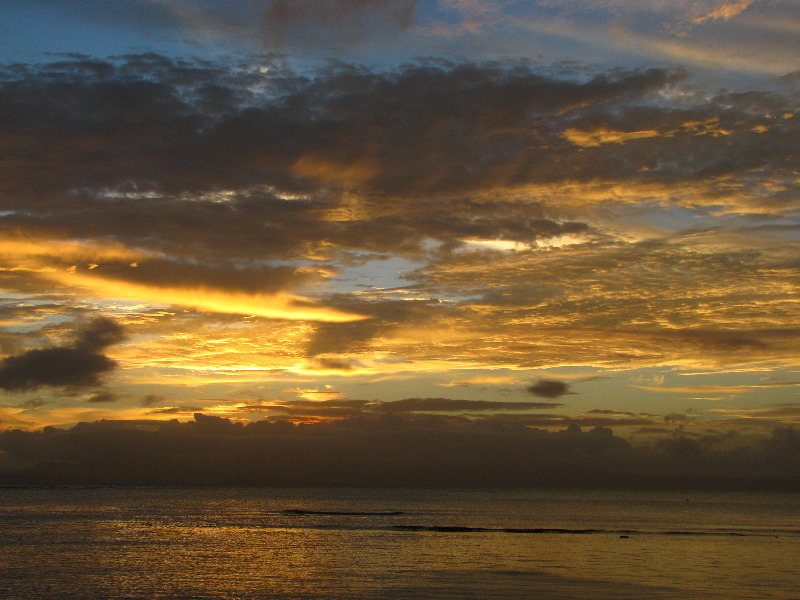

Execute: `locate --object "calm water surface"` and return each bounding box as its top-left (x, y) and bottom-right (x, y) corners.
top-left (1, 486), bottom-right (798, 599)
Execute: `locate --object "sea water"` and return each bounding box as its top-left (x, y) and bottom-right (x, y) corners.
top-left (1, 486), bottom-right (798, 599)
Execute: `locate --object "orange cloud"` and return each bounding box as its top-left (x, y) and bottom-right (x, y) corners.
top-left (293, 155), bottom-right (379, 188)
top-left (0, 236), bottom-right (146, 263)
top-left (43, 271), bottom-right (368, 322)
top-left (631, 384), bottom-right (750, 394)
top-left (563, 128), bottom-right (660, 147)
top-left (283, 388), bottom-right (347, 401)
top-left (692, 0), bottom-right (758, 24)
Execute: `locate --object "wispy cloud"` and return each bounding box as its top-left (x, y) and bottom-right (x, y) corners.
top-left (692, 0), bottom-right (758, 24)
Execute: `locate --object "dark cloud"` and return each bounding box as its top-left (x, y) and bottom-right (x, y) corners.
top-left (306, 298), bottom-right (442, 356)
top-left (147, 406), bottom-right (207, 415)
top-left (312, 357), bottom-right (355, 371)
top-left (72, 317), bottom-right (126, 353)
top-left (0, 52), bottom-right (796, 417)
top-left (588, 409), bottom-right (638, 417)
top-left (218, 397), bottom-right (651, 426)
top-left (1, 54), bottom-right (795, 271)
top-left (141, 394), bottom-right (164, 406)
top-left (0, 55), bottom-right (685, 205)
top-left (66, 257), bottom-right (319, 295)
top-left (87, 391), bottom-right (117, 403)
top-left (1, 415), bottom-right (798, 490)
top-left (20, 398), bottom-right (47, 409)
top-left (0, 348), bottom-right (117, 392)
top-left (527, 379), bottom-right (571, 398)
top-left (0, 318), bottom-right (125, 392)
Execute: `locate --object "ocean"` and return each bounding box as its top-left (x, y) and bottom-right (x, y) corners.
top-left (1, 485), bottom-right (798, 599)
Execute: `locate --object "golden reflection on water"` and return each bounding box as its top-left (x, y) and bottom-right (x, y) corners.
top-left (1, 487), bottom-right (798, 600)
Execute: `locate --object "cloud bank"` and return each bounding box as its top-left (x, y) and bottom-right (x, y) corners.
top-left (0, 52), bottom-right (797, 438)
top-left (1, 415), bottom-right (798, 490)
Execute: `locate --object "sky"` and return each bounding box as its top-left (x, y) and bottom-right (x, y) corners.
top-left (0, 0), bottom-right (798, 486)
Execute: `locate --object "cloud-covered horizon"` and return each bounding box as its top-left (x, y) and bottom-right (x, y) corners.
top-left (0, 1), bottom-right (798, 488)
top-left (1, 413), bottom-right (798, 490)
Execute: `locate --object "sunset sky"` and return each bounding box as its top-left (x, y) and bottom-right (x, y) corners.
top-left (0, 0), bottom-right (798, 457)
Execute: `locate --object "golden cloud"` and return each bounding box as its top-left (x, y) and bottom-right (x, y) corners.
top-left (43, 271), bottom-right (369, 322)
top-left (692, 0), bottom-right (757, 24)
top-left (0, 236), bottom-right (146, 263)
top-left (562, 128), bottom-right (661, 147)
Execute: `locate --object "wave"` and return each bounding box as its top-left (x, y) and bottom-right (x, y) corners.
top-left (278, 509), bottom-right (797, 537)
top-left (282, 509), bottom-right (404, 516)
top-left (391, 525), bottom-right (797, 537)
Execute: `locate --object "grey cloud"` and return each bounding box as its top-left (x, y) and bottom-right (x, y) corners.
top-left (312, 357), bottom-right (355, 371)
top-left (20, 398), bottom-right (47, 409)
top-left (72, 316), bottom-right (126, 353)
top-left (262, 0), bottom-right (420, 48)
top-left (0, 55), bottom-right (689, 205)
top-left (1, 194), bottom-right (592, 268)
top-left (87, 391), bottom-right (118, 403)
top-left (527, 379), bottom-right (571, 398)
top-left (2, 415), bottom-right (798, 489)
top-left (0, 318), bottom-right (125, 392)
top-left (1, 54), bottom-right (795, 260)
top-left (0, 348), bottom-right (117, 392)
top-left (141, 394), bottom-right (164, 406)
top-left (71, 258), bottom-right (318, 295)
top-left (306, 298), bottom-right (444, 356)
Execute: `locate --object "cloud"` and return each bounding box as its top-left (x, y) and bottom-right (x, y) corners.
top-left (711, 403), bottom-right (800, 420)
top-left (44, 270), bottom-right (368, 322)
top-left (0, 56), bottom-right (689, 205)
top-left (0, 52), bottom-right (797, 426)
top-left (309, 357), bottom-right (355, 371)
top-left (72, 316), bottom-right (126, 353)
top-left (8, 0), bottom-right (799, 77)
top-left (86, 391), bottom-right (118, 403)
top-left (262, 0), bottom-right (420, 48)
top-left (2, 54), bottom-right (796, 233)
top-left (2, 414), bottom-right (798, 489)
top-left (634, 381), bottom-right (800, 395)
top-left (692, 0), bottom-right (758, 24)
top-left (373, 397), bottom-right (563, 412)
top-left (527, 380), bottom-right (572, 398)
top-left (0, 318), bottom-right (125, 392)
top-left (141, 394), bottom-right (164, 406)
top-left (588, 409), bottom-right (640, 417)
